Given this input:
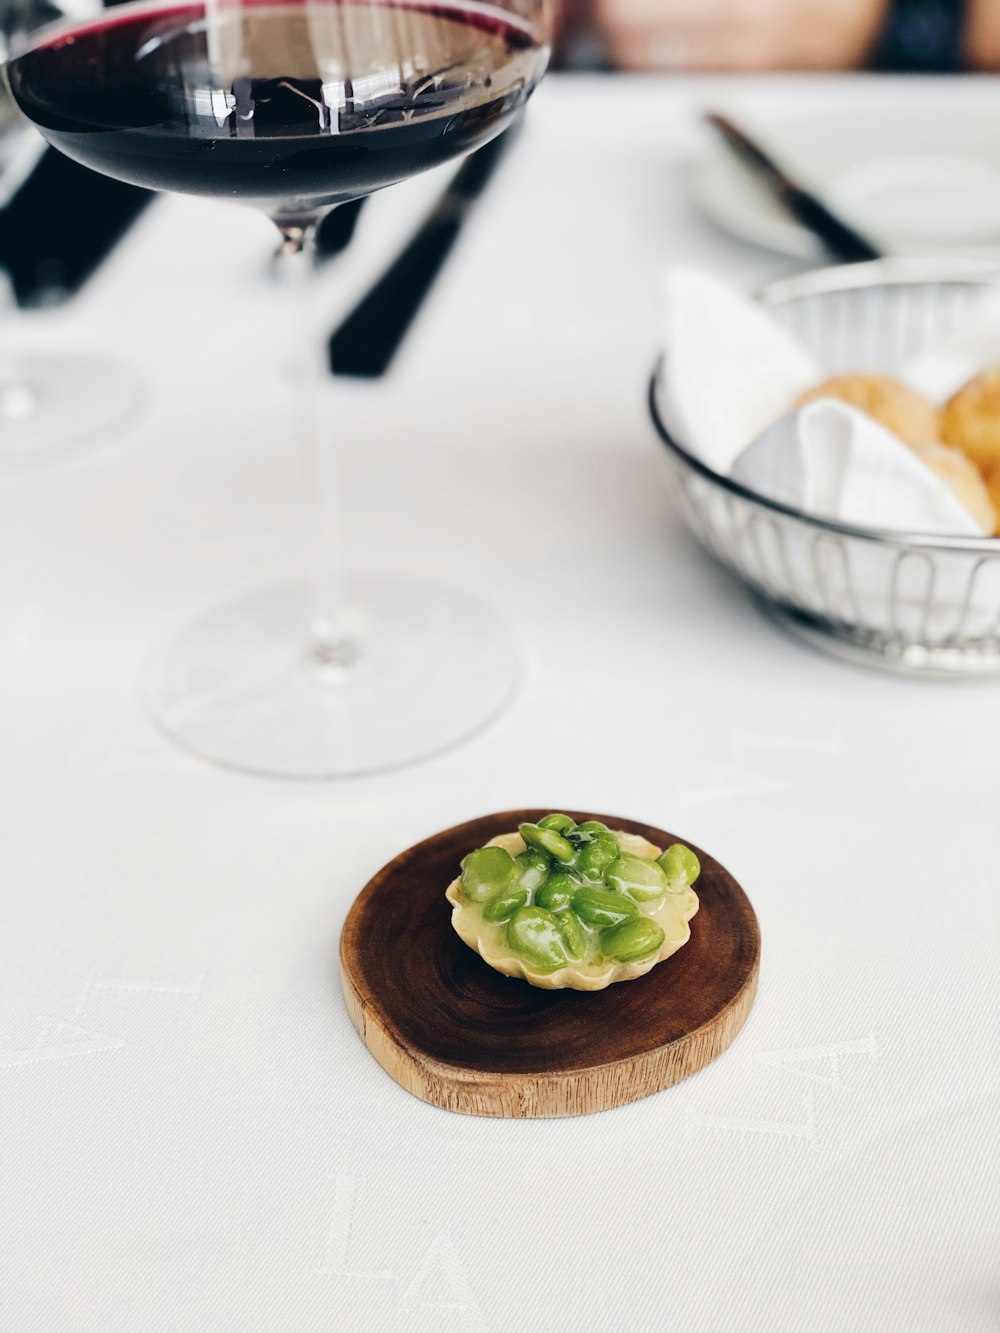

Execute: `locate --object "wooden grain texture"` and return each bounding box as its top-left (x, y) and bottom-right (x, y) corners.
top-left (340, 810), bottom-right (760, 1118)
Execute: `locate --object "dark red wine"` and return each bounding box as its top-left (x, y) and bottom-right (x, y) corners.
top-left (8, 0), bottom-right (547, 220)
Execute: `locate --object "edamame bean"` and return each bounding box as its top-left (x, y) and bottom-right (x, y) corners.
top-left (483, 887), bottom-right (530, 923)
top-left (538, 813), bottom-right (576, 834)
top-left (460, 846), bottom-right (516, 903)
top-left (605, 855), bottom-right (668, 902)
top-left (536, 871), bottom-right (581, 913)
top-left (601, 917), bottom-right (665, 963)
top-left (558, 910), bottom-right (587, 960)
top-left (507, 907), bottom-right (570, 971)
top-left (570, 885), bottom-right (638, 927)
top-left (576, 836), bottom-right (620, 881)
top-left (519, 822), bottom-right (576, 866)
top-left (515, 849), bottom-right (550, 894)
top-left (657, 844), bottom-right (701, 889)
top-left (575, 820), bottom-right (610, 835)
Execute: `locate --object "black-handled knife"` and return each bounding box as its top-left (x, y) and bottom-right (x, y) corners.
top-left (705, 111), bottom-right (881, 264)
top-left (0, 146), bottom-right (152, 306)
top-left (328, 123), bottom-right (516, 378)
top-left (0, 0), bottom-right (158, 306)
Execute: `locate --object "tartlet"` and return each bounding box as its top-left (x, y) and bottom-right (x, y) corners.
top-left (446, 815), bottom-right (700, 991)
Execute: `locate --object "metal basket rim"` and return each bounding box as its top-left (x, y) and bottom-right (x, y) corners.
top-left (649, 257), bottom-right (1000, 554)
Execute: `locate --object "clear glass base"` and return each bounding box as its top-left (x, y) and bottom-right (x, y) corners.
top-left (0, 355), bottom-right (142, 465)
top-left (144, 575), bottom-right (520, 778)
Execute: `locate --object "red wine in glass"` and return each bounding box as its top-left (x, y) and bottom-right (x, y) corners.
top-left (7, 0), bottom-right (546, 225)
top-left (4, 0), bottom-right (549, 778)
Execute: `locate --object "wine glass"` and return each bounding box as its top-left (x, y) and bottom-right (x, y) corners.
top-left (0, 0), bottom-right (144, 463)
top-left (5, 0), bottom-right (550, 775)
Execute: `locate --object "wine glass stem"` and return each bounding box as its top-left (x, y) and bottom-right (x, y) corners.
top-left (277, 220), bottom-right (357, 672)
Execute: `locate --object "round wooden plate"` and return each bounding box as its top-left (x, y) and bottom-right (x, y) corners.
top-left (340, 810), bottom-right (760, 1118)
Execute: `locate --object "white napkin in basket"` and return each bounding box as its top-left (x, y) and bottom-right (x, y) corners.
top-left (661, 268), bottom-right (820, 476)
top-left (731, 400), bottom-right (987, 536)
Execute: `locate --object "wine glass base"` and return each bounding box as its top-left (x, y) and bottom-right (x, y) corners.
top-left (144, 575), bottom-right (520, 778)
top-left (0, 355), bottom-right (142, 465)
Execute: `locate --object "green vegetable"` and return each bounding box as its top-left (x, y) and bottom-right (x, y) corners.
top-left (461, 846), bottom-right (516, 904)
top-left (507, 907), bottom-right (570, 971)
top-left (514, 849), bottom-right (550, 894)
top-left (536, 871), bottom-right (581, 913)
top-left (575, 820), bottom-right (610, 835)
top-left (519, 822), bottom-right (577, 866)
top-left (576, 834), bottom-right (620, 881)
top-left (570, 884), bottom-right (638, 927)
top-left (483, 887), bottom-right (530, 923)
top-left (538, 813), bottom-right (576, 833)
top-left (601, 917), bottom-right (666, 963)
top-left (605, 854), bottom-right (668, 902)
top-left (657, 843), bottom-right (701, 889)
top-left (558, 910), bottom-right (587, 960)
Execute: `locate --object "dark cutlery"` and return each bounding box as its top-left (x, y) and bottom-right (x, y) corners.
top-left (0, 147), bottom-right (152, 306)
top-left (705, 111), bottom-right (881, 263)
top-left (328, 124), bottom-right (516, 378)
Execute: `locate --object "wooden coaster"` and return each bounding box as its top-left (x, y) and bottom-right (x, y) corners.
top-left (340, 810), bottom-right (760, 1118)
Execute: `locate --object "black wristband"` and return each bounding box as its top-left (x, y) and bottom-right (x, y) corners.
top-left (871, 0), bottom-right (968, 72)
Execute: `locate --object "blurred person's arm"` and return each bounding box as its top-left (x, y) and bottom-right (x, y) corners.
top-left (967, 0), bottom-right (1000, 68)
top-left (581, 0), bottom-right (888, 72)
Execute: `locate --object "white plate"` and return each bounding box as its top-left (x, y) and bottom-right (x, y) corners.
top-left (692, 105), bottom-right (1000, 260)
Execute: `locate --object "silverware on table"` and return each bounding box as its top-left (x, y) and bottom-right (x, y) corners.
top-left (328, 122), bottom-right (517, 378)
top-left (705, 111), bottom-right (882, 264)
top-left (0, 147), bottom-right (152, 305)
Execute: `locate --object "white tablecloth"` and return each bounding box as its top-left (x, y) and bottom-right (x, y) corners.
top-left (2, 74), bottom-right (998, 1333)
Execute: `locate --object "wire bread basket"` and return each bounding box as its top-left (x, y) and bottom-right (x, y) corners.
top-left (649, 257), bottom-right (1000, 676)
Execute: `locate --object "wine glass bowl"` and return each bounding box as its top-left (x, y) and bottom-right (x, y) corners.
top-left (7, 0), bottom-right (548, 226)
